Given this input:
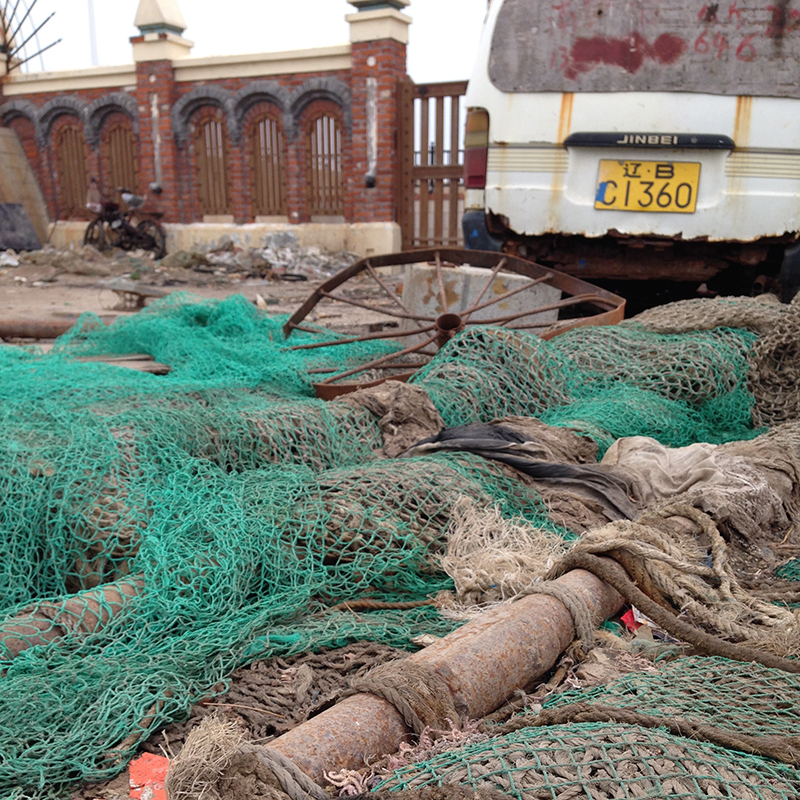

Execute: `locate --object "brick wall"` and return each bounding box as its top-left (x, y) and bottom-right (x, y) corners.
top-left (0, 38), bottom-right (408, 226)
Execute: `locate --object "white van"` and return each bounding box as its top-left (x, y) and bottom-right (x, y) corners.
top-left (462, 0), bottom-right (800, 296)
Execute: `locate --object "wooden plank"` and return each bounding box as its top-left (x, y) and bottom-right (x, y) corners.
top-left (449, 92), bottom-right (461, 245)
top-left (418, 96), bottom-right (430, 247)
top-left (433, 96), bottom-right (445, 244)
top-left (414, 81), bottom-right (469, 98)
top-left (396, 78), bottom-right (416, 249)
top-left (411, 165), bottom-right (463, 180)
top-left (77, 355), bottom-right (171, 375)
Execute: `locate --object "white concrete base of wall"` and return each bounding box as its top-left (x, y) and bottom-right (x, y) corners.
top-left (47, 220), bottom-right (402, 258)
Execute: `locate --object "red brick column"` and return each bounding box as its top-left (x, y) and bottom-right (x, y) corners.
top-left (134, 60), bottom-right (181, 221)
top-left (348, 38), bottom-right (407, 223)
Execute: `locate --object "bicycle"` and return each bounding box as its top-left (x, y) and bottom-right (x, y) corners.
top-left (84, 184), bottom-right (167, 260)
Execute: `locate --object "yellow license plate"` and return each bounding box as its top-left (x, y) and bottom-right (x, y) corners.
top-left (594, 160), bottom-right (701, 213)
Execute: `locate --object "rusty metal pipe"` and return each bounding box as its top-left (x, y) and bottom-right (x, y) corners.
top-left (0, 319), bottom-right (77, 340)
top-left (0, 317), bottom-right (116, 341)
top-left (271, 568), bottom-right (623, 782)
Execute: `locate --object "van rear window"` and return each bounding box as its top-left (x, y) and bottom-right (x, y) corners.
top-left (489, 0), bottom-right (800, 98)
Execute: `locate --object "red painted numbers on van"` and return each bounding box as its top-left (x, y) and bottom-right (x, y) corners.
top-left (567, 32), bottom-right (687, 78)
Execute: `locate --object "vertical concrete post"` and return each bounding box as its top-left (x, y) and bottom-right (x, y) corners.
top-left (347, 0), bottom-right (411, 230)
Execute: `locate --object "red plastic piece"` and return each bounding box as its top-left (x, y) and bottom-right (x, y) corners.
top-left (129, 753), bottom-right (169, 800)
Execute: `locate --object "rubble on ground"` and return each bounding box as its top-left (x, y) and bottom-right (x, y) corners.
top-left (0, 231), bottom-right (360, 290)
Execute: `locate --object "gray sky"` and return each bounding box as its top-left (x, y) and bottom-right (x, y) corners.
top-left (19, 1), bottom-right (487, 83)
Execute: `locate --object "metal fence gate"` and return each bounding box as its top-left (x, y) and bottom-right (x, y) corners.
top-left (397, 80), bottom-right (468, 250)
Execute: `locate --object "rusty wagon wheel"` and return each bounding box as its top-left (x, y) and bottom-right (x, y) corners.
top-left (283, 248), bottom-right (625, 399)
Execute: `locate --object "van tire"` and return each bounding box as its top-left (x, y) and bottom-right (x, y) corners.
top-left (778, 242), bottom-right (800, 303)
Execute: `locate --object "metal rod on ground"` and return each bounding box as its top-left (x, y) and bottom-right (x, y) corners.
top-left (269, 568), bottom-right (623, 783)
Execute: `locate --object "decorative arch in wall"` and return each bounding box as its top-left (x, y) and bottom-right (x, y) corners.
top-left (0, 99), bottom-right (39, 130)
top-left (0, 100), bottom-right (41, 170)
top-left (233, 81), bottom-right (291, 145)
top-left (288, 77), bottom-right (352, 142)
top-left (172, 86), bottom-right (236, 148)
top-left (39, 97), bottom-right (88, 147)
top-left (85, 92), bottom-right (139, 147)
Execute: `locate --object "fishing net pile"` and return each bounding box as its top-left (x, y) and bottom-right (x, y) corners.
top-left (371, 654), bottom-right (800, 800)
top-left (0, 291), bottom-right (798, 799)
top-left (411, 324), bottom-right (758, 454)
top-left (377, 722), bottom-right (800, 800)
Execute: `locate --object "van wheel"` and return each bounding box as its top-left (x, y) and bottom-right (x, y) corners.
top-left (778, 243), bottom-right (800, 303)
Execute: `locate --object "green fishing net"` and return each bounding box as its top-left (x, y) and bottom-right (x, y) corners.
top-left (543, 656), bottom-right (800, 737)
top-left (412, 325), bottom-right (758, 454)
top-left (378, 722), bottom-right (800, 800)
top-left (0, 293), bottom-right (775, 798)
top-left (776, 559), bottom-right (800, 581)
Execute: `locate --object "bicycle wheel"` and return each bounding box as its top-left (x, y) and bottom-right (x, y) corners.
top-left (136, 220), bottom-right (167, 260)
top-left (83, 218), bottom-right (105, 250)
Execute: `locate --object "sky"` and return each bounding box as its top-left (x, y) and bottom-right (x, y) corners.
top-left (15, 0), bottom-right (488, 83)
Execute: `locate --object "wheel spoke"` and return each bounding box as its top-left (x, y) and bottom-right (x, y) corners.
top-left (475, 294), bottom-right (603, 326)
top-left (287, 325), bottom-right (436, 351)
top-left (289, 322), bottom-right (341, 336)
top-left (434, 251), bottom-right (449, 314)
top-left (320, 291), bottom-right (435, 322)
top-left (365, 260), bottom-right (426, 330)
top-left (320, 334), bottom-right (439, 384)
top-left (463, 257), bottom-right (507, 318)
top-left (508, 295), bottom-right (613, 328)
top-left (463, 273), bottom-right (554, 319)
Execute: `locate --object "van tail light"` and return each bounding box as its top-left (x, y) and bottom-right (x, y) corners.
top-left (464, 108), bottom-right (489, 189)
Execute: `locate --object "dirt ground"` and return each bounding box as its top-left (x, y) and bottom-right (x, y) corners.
top-left (0, 245), bottom-right (406, 342)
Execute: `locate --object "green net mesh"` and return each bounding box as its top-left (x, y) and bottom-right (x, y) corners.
top-left (777, 560), bottom-right (800, 581)
top-left (0, 293), bottom-right (778, 798)
top-left (377, 722), bottom-right (800, 799)
top-left (542, 656), bottom-right (800, 737)
top-left (411, 325), bottom-right (758, 454)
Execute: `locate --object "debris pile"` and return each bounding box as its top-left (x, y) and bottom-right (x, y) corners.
top-left (0, 232), bottom-right (360, 292)
top-left (0, 292), bottom-right (797, 799)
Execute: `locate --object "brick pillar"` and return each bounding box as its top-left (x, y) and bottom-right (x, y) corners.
top-left (230, 138), bottom-right (249, 224)
top-left (130, 6), bottom-right (193, 223)
top-left (347, 1), bottom-right (410, 224)
top-left (285, 137), bottom-right (303, 225)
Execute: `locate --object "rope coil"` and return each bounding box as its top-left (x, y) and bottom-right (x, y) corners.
top-left (348, 661), bottom-right (462, 736)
